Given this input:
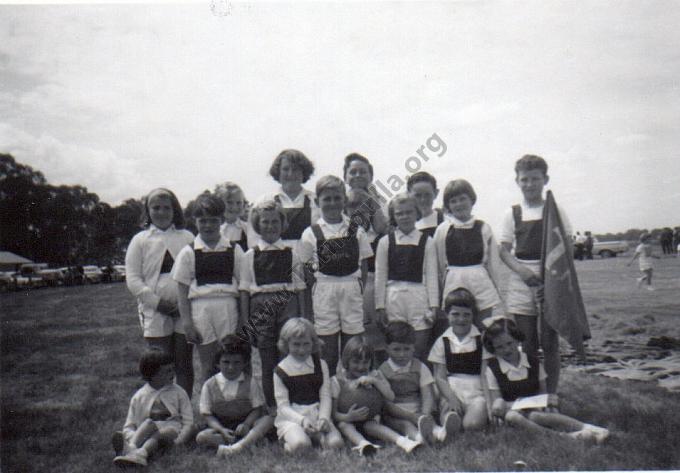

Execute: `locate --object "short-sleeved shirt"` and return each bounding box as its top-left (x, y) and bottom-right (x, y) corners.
top-left (384, 358), bottom-right (434, 388)
top-left (299, 216), bottom-right (374, 282)
top-left (172, 235), bottom-right (243, 299)
top-left (428, 326), bottom-right (491, 367)
top-left (329, 369), bottom-right (392, 398)
top-left (239, 238), bottom-right (306, 294)
top-left (220, 220), bottom-right (250, 250)
top-left (199, 372), bottom-right (265, 416)
top-left (498, 201), bottom-right (572, 262)
top-left (484, 351), bottom-right (547, 391)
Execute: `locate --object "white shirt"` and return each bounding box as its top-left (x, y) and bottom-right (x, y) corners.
top-left (385, 358), bottom-right (435, 387)
top-left (485, 351), bottom-right (547, 391)
top-left (498, 200), bottom-right (572, 261)
top-left (220, 219), bottom-right (250, 249)
top-left (273, 354), bottom-right (332, 424)
top-left (415, 210), bottom-right (442, 232)
top-left (199, 372), bottom-right (265, 416)
top-left (299, 216), bottom-right (374, 282)
top-left (373, 228), bottom-right (439, 309)
top-left (249, 186), bottom-right (320, 248)
top-left (125, 225), bottom-right (194, 335)
top-left (172, 235), bottom-right (243, 298)
top-left (239, 238), bottom-right (306, 293)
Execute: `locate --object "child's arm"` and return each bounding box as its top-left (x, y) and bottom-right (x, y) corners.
top-left (432, 363), bottom-right (463, 415)
top-left (176, 282), bottom-right (201, 345)
top-left (373, 236), bottom-right (388, 327)
top-left (359, 371), bottom-right (395, 402)
top-left (175, 389), bottom-right (195, 445)
top-left (627, 248), bottom-right (641, 266)
top-left (204, 414), bottom-right (236, 441)
top-left (332, 397), bottom-right (370, 424)
top-left (234, 406), bottom-right (265, 437)
top-left (273, 370), bottom-right (310, 429)
top-left (370, 202), bottom-right (389, 234)
top-left (317, 360), bottom-right (334, 432)
top-left (423, 237), bottom-right (440, 322)
top-left (122, 393), bottom-right (141, 444)
top-left (484, 228), bottom-right (503, 293)
top-left (125, 234), bottom-right (171, 314)
top-left (499, 242), bottom-right (542, 287)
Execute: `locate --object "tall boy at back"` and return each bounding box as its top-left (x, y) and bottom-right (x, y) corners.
top-left (498, 155), bottom-right (572, 399)
top-left (299, 175), bottom-right (373, 376)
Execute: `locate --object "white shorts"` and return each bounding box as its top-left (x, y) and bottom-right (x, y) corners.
top-left (312, 280), bottom-right (364, 336)
top-left (385, 283), bottom-right (432, 331)
top-left (190, 296), bottom-right (238, 345)
top-left (442, 265), bottom-right (501, 311)
top-left (275, 402), bottom-right (320, 438)
top-left (441, 374), bottom-right (484, 411)
top-left (505, 261), bottom-right (540, 317)
top-left (139, 274), bottom-right (185, 338)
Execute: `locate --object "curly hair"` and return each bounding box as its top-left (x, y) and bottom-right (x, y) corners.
top-left (269, 149), bottom-right (315, 183)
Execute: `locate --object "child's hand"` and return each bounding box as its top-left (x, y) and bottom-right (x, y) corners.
top-left (157, 299), bottom-right (178, 317)
top-left (301, 417), bottom-right (317, 434)
top-left (183, 322), bottom-right (202, 345)
top-left (220, 427), bottom-right (236, 442)
top-left (356, 375), bottom-right (374, 387)
top-left (518, 266), bottom-right (542, 287)
top-left (375, 309), bottom-right (388, 329)
top-left (491, 398), bottom-right (507, 424)
top-left (234, 423), bottom-right (250, 437)
top-left (345, 404), bottom-right (370, 422)
top-left (316, 418), bottom-right (331, 433)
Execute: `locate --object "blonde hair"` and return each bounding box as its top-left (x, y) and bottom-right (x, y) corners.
top-left (250, 200), bottom-right (287, 235)
top-left (315, 175), bottom-right (346, 199)
top-left (277, 318), bottom-right (321, 354)
top-left (388, 193), bottom-right (422, 226)
top-left (214, 181), bottom-right (245, 202)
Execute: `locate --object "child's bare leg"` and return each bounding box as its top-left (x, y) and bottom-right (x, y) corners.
top-left (505, 410), bottom-right (551, 434)
top-left (140, 427), bottom-right (178, 456)
top-left (514, 314), bottom-right (538, 358)
top-left (320, 423), bottom-right (344, 449)
top-left (384, 403), bottom-right (420, 424)
top-left (337, 421), bottom-right (367, 447)
top-left (462, 398), bottom-right (487, 431)
top-left (540, 323), bottom-right (560, 395)
top-left (131, 419), bottom-right (158, 447)
top-left (645, 269), bottom-right (653, 285)
top-left (281, 424), bottom-right (312, 453)
top-left (414, 329), bottom-right (431, 362)
top-left (196, 428), bottom-right (228, 447)
top-left (363, 420), bottom-right (402, 443)
top-left (258, 345), bottom-right (278, 407)
top-left (527, 411), bottom-right (583, 432)
top-left (173, 333), bottom-right (194, 398)
top-left (319, 333), bottom-right (340, 377)
top-left (233, 415), bottom-right (274, 448)
top-left (383, 415), bottom-right (419, 440)
top-left (196, 341), bottom-right (219, 383)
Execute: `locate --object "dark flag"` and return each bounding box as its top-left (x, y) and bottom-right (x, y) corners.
top-left (540, 190), bottom-right (591, 357)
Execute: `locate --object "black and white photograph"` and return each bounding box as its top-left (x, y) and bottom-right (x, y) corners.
top-left (1, 1), bottom-right (679, 472)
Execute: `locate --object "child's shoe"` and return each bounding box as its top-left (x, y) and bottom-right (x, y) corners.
top-left (113, 448), bottom-right (148, 467)
top-left (417, 414), bottom-right (435, 445)
top-left (583, 424), bottom-right (610, 444)
top-left (646, 286), bottom-right (655, 291)
top-left (432, 425), bottom-right (447, 443)
top-left (217, 443), bottom-right (244, 458)
top-left (352, 440), bottom-right (379, 457)
top-left (442, 411), bottom-right (461, 439)
top-left (396, 436), bottom-right (422, 453)
top-left (568, 429), bottom-right (596, 442)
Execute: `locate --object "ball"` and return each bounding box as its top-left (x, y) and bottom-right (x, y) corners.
top-left (336, 383), bottom-right (384, 419)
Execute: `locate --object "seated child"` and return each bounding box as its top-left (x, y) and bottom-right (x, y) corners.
top-left (239, 200), bottom-right (307, 408)
top-left (332, 335), bottom-right (423, 455)
top-left (374, 193), bottom-right (439, 360)
top-left (273, 318), bottom-right (345, 452)
top-left (380, 321), bottom-right (455, 445)
top-left (482, 318), bottom-right (610, 443)
top-left (196, 335), bottom-right (274, 457)
top-left (112, 350), bottom-right (194, 467)
top-left (215, 181), bottom-right (250, 251)
top-left (428, 288), bottom-right (488, 433)
top-left (173, 192), bottom-right (245, 383)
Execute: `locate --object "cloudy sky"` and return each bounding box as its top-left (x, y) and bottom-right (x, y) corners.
top-left (1, 1), bottom-right (679, 234)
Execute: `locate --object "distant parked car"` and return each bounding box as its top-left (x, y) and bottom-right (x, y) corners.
top-left (112, 265), bottom-right (126, 282)
top-left (82, 265), bottom-right (103, 284)
top-left (59, 267), bottom-right (84, 286)
top-left (592, 240), bottom-right (630, 258)
top-left (38, 269), bottom-right (64, 287)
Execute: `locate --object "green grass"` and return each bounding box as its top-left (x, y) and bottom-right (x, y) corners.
top-left (2, 256), bottom-right (680, 472)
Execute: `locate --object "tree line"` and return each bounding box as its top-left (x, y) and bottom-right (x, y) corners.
top-left (0, 153), bottom-right (671, 267)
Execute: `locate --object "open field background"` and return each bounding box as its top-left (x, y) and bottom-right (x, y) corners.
top-left (2, 256), bottom-right (680, 472)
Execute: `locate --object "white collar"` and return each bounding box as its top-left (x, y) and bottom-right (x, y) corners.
top-left (395, 227), bottom-right (421, 239)
top-left (284, 354), bottom-right (315, 369)
top-left (387, 357), bottom-right (413, 372)
top-left (216, 372), bottom-right (245, 389)
top-left (149, 224), bottom-right (176, 234)
top-left (194, 235), bottom-right (231, 251)
top-left (256, 238), bottom-right (287, 250)
top-left (448, 215), bottom-right (475, 227)
top-left (318, 216), bottom-right (349, 228)
top-left (497, 351), bottom-right (530, 374)
top-left (444, 325), bottom-right (481, 344)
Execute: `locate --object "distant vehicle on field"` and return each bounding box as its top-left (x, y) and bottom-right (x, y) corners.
top-left (591, 239), bottom-right (630, 258)
top-left (82, 265), bottom-right (104, 284)
top-left (111, 265), bottom-right (126, 282)
top-left (38, 268), bottom-right (64, 287)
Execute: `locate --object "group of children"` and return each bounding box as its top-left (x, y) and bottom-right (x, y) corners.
top-left (115, 153), bottom-right (609, 466)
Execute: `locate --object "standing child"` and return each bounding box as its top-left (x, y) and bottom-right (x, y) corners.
top-left (434, 179), bottom-right (503, 329)
top-left (374, 194), bottom-right (439, 360)
top-left (273, 318), bottom-right (344, 452)
top-left (380, 321), bottom-right (456, 445)
top-left (125, 188), bottom-right (195, 397)
top-left (482, 318), bottom-right (609, 443)
top-left (332, 336), bottom-right (423, 455)
top-left (196, 335), bottom-right (274, 457)
top-left (407, 171), bottom-right (445, 238)
top-left (173, 193), bottom-right (244, 384)
top-left (498, 155), bottom-right (572, 399)
top-left (216, 181), bottom-right (250, 251)
top-left (112, 350), bottom-right (194, 467)
top-left (428, 288), bottom-right (488, 432)
top-left (299, 175), bottom-right (373, 376)
top-left (627, 232), bottom-right (659, 291)
top-left (240, 200), bottom-right (307, 408)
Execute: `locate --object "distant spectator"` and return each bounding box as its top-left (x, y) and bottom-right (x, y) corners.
top-left (584, 232), bottom-right (594, 260)
top-left (674, 227), bottom-right (680, 256)
top-left (660, 228), bottom-right (674, 255)
top-left (574, 232), bottom-right (586, 261)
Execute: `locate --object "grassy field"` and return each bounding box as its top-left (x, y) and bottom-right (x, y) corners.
top-left (2, 256), bottom-right (680, 472)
